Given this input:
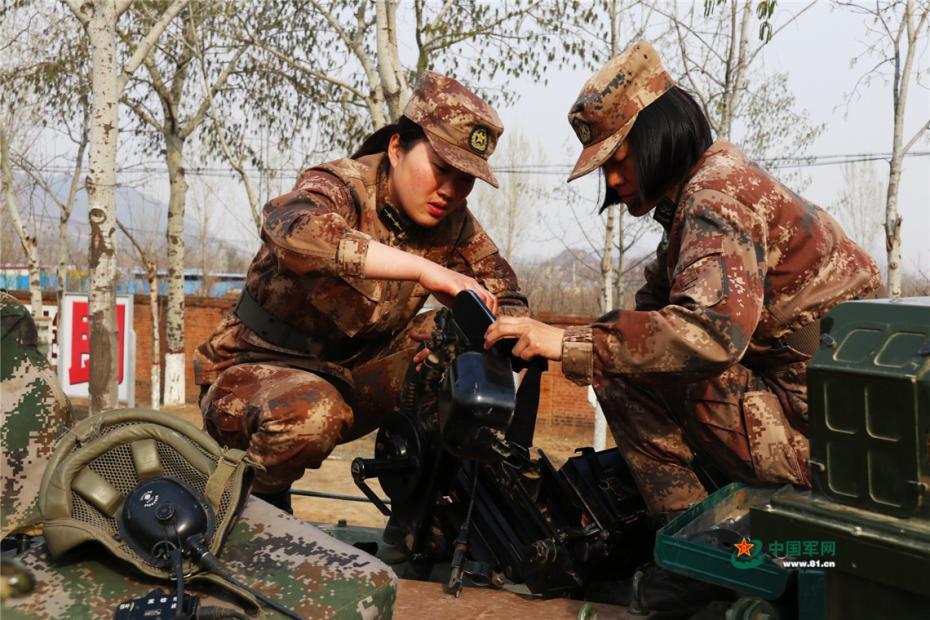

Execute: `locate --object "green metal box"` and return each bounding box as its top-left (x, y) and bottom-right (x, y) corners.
top-left (654, 483), bottom-right (791, 599)
top-left (807, 297), bottom-right (930, 518)
top-left (751, 487), bottom-right (930, 617)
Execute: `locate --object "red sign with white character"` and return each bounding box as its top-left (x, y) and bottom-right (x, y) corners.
top-left (59, 294), bottom-right (135, 405)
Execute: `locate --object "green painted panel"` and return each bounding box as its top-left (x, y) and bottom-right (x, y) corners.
top-left (809, 298), bottom-right (930, 519)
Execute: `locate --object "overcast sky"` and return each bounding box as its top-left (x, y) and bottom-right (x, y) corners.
top-left (484, 1), bottom-right (929, 275)
top-left (19, 2), bottom-right (928, 280)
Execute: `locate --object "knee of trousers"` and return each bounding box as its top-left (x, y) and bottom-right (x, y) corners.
top-left (201, 363), bottom-right (354, 470)
top-left (593, 375), bottom-right (688, 446)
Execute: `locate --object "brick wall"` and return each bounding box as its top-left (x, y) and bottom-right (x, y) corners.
top-left (14, 292), bottom-right (599, 430)
top-left (533, 313), bottom-right (597, 431)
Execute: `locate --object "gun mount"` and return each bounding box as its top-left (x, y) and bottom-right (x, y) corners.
top-left (353, 292), bottom-right (651, 598)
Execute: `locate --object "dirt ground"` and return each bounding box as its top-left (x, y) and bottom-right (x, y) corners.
top-left (155, 403), bottom-right (611, 528)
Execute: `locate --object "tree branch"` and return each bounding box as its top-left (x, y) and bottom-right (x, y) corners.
top-left (63, 0), bottom-right (89, 27)
top-left (253, 40), bottom-right (369, 101)
top-left (117, 0), bottom-right (190, 91)
top-left (12, 154), bottom-right (66, 210)
top-left (179, 46), bottom-right (246, 139)
top-left (120, 96), bottom-right (166, 132)
top-left (902, 119), bottom-right (930, 154)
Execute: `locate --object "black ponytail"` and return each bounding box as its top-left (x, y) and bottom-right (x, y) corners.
top-left (351, 116), bottom-right (428, 159)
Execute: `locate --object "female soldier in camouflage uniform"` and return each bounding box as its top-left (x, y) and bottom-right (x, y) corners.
top-left (486, 41), bottom-right (881, 518)
top-left (195, 72), bottom-right (526, 510)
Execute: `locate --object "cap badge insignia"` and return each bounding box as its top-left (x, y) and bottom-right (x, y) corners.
top-left (469, 126), bottom-right (489, 154)
top-left (572, 119), bottom-right (593, 145)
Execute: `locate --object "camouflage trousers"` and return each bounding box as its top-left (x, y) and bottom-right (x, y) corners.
top-left (594, 362), bottom-right (811, 514)
top-left (201, 312), bottom-right (435, 494)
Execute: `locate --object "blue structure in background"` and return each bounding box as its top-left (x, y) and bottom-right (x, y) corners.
top-left (0, 267), bottom-right (245, 298)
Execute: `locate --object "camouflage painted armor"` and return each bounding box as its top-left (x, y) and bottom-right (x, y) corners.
top-left (1, 292), bottom-right (72, 537)
top-left (1, 497), bottom-right (397, 618)
top-left (561, 142), bottom-right (882, 513)
top-left (195, 152), bottom-right (526, 493)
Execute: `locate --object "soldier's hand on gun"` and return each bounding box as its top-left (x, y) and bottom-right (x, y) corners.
top-left (417, 263), bottom-right (498, 315)
top-left (411, 329), bottom-right (432, 372)
top-left (484, 317), bottom-right (564, 361)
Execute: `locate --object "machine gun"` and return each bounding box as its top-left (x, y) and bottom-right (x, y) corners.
top-left (352, 292), bottom-right (652, 598)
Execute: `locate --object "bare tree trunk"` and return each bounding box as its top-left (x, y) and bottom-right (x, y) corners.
top-left (84, 0), bottom-right (121, 416)
top-left (884, 0), bottom-right (928, 298)
top-left (600, 206), bottom-right (616, 312)
top-left (64, 0), bottom-right (190, 416)
top-left (614, 207), bottom-right (626, 308)
top-left (718, 1), bottom-right (752, 140)
top-left (1, 125), bottom-right (43, 318)
top-left (58, 109), bottom-right (90, 326)
top-left (163, 132), bottom-right (188, 406)
top-left (375, 0), bottom-right (408, 120)
top-left (149, 267), bottom-right (161, 410)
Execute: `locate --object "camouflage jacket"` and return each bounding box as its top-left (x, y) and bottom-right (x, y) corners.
top-left (195, 153), bottom-right (526, 389)
top-left (1, 293), bottom-right (72, 537)
top-left (562, 141), bottom-right (882, 385)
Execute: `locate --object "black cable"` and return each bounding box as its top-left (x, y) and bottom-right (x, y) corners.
top-left (196, 607), bottom-right (248, 619)
top-left (170, 546), bottom-right (186, 620)
top-left (185, 536), bottom-right (306, 620)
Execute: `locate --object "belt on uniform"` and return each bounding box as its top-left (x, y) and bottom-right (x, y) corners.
top-left (782, 285), bottom-right (885, 356)
top-left (234, 289), bottom-right (314, 353)
top-left (783, 320), bottom-right (821, 356)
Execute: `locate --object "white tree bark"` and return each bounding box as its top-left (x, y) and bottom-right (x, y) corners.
top-left (83, 0), bottom-right (121, 415)
top-left (375, 0), bottom-right (408, 120)
top-left (149, 269), bottom-right (161, 410)
top-left (163, 134), bottom-right (188, 405)
top-left (614, 207), bottom-right (627, 308)
top-left (117, 218), bottom-right (160, 410)
top-left (589, 386), bottom-right (606, 452)
top-left (883, 0), bottom-right (929, 298)
top-left (122, 13), bottom-right (242, 406)
top-left (58, 117), bottom-right (89, 321)
top-left (591, 0), bottom-right (624, 452)
top-left (1, 125), bottom-right (43, 319)
top-left (65, 0), bottom-right (189, 416)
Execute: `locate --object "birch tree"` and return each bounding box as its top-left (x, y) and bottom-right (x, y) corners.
top-left (469, 131), bottom-right (537, 260)
top-left (13, 105), bottom-right (91, 322)
top-left (244, 0), bottom-right (592, 152)
top-left (117, 1), bottom-right (264, 405)
top-left (831, 161), bottom-right (885, 256)
top-left (663, 0), bottom-right (823, 182)
top-left (1, 123), bottom-right (42, 317)
top-left (117, 219), bottom-right (161, 410)
top-left (1, 2), bottom-right (92, 322)
top-left (64, 0), bottom-right (189, 416)
top-left (841, 0), bottom-right (930, 297)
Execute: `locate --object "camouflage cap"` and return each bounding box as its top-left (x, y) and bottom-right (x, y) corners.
top-left (567, 41), bottom-right (675, 182)
top-left (403, 71), bottom-right (503, 187)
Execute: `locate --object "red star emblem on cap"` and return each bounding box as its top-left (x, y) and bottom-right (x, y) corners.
top-left (734, 537), bottom-right (755, 557)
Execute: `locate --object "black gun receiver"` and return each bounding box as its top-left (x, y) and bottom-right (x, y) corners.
top-left (352, 291), bottom-right (650, 598)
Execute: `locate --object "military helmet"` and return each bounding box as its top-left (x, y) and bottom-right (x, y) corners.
top-left (39, 409), bottom-right (256, 580)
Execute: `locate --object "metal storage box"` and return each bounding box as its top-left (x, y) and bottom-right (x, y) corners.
top-left (807, 297), bottom-right (930, 518)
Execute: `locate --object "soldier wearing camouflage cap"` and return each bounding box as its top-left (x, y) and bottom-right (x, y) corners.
top-left (194, 71), bottom-right (527, 510)
top-left (486, 41), bottom-right (881, 517)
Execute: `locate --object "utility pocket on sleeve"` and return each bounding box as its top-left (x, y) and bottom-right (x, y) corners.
top-left (742, 389), bottom-right (806, 485)
top-left (671, 253), bottom-right (728, 309)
